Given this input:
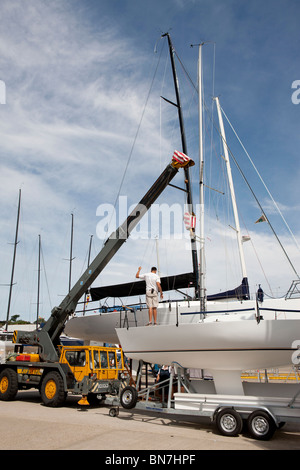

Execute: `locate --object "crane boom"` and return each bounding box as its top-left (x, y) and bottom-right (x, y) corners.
top-left (13, 152), bottom-right (194, 361)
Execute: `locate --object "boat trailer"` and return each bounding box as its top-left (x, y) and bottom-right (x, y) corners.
top-left (106, 361), bottom-right (300, 441)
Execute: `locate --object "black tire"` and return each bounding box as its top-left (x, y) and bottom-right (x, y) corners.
top-left (120, 385), bottom-right (138, 409)
top-left (40, 371), bottom-right (66, 407)
top-left (109, 407), bottom-right (119, 417)
top-left (247, 410), bottom-right (276, 441)
top-left (215, 408), bottom-right (243, 437)
top-left (0, 368), bottom-right (18, 401)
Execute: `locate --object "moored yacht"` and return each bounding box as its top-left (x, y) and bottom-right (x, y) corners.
top-left (65, 34), bottom-right (300, 394)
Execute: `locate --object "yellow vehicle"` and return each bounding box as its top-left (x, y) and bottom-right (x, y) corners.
top-left (59, 345), bottom-right (126, 405)
top-left (59, 345), bottom-right (124, 382)
top-left (0, 153), bottom-right (190, 409)
top-left (0, 345), bottom-right (129, 407)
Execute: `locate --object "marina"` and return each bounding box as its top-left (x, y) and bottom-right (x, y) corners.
top-left (65, 32), bottom-right (300, 401)
top-left (0, 0), bottom-right (299, 453)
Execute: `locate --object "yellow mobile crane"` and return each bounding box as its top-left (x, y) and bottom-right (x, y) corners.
top-left (0, 152), bottom-right (194, 407)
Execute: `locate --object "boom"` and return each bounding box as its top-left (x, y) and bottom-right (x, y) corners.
top-left (13, 152), bottom-right (194, 361)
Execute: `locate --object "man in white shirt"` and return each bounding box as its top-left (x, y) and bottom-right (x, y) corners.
top-left (136, 266), bottom-right (163, 325)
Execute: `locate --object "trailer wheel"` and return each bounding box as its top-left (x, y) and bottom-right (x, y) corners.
top-left (215, 408), bottom-right (243, 437)
top-left (247, 410), bottom-right (276, 441)
top-left (0, 368), bottom-right (18, 401)
top-left (109, 407), bottom-right (119, 417)
top-left (120, 386), bottom-right (138, 409)
top-left (40, 371), bottom-right (66, 407)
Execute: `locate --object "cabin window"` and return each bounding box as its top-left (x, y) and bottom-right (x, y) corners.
top-left (65, 350), bottom-right (86, 367)
top-left (100, 351), bottom-right (108, 368)
top-left (108, 351), bottom-right (116, 368)
top-left (93, 350), bottom-right (100, 369)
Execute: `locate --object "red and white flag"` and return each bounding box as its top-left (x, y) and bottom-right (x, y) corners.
top-left (172, 150), bottom-right (190, 164)
top-left (184, 212), bottom-right (196, 230)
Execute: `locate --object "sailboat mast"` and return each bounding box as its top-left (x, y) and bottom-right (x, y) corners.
top-left (215, 97), bottom-right (248, 280)
top-left (198, 44), bottom-right (206, 311)
top-left (163, 33), bottom-right (199, 298)
top-left (69, 212), bottom-right (74, 293)
top-left (83, 234), bottom-right (93, 316)
top-left (36, 234), bottom-right (41, 328)
top-left (5, 188), bottom-right (21, 328)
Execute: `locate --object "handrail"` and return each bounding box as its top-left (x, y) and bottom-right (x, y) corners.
top-left (285, 280), bottom-right (300, 300)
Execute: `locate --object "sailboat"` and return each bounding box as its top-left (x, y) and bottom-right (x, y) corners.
top-left (65, 35), bottom-right (300, 394)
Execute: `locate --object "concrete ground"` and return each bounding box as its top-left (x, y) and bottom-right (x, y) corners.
top-left (0, 389), bottom-right (300, 451)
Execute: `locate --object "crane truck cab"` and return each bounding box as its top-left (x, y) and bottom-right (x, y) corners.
top-left (0, 344), bottom-right (128, 407)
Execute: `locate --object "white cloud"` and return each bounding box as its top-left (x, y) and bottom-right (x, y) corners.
top-left (0, 0), bottom-right (299, 323)
top-left (0, 0), bottom-right (178, 321)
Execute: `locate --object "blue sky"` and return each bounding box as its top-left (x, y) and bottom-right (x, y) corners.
top-left (0, 0), bottom-right (299, 322)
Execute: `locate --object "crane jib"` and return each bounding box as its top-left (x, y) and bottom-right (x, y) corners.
top-left (14, 153), bottom-right (194, 355)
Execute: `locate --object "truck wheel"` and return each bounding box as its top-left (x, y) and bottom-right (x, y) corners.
top-left (40, 371), bottom-right (66, 407)
top-left (120, 386), bottom-right (138, 409)
top-left (0, 368), bottom-right (18, 401)
top-left (247, 410), bottom-right (276, 441)
top-left (215, 408), bottom-right (243, 437)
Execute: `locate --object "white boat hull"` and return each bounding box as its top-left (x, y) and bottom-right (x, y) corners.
top-left (65, 308), bottom-right (149, 344)
top-left (116, 319), bottom-right (300, 371)
top-left (65, 296), bottom-right (300, 346)
top-left (64, 296), bottom-right (300, 394)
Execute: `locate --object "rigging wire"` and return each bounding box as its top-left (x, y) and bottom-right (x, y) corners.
top-left (172, 42), bottom-right (237, 290)
top-left (214, 105), bottom-right (300, 280)
top-left (244, 229), bottom-right (274, 295)
top-left (102, 37), bottom-right (166, 245)
top-left (173, 42), bottom-right (299, 285)
top-left (220, 105), bottom-right (300, 254)
top-left (188, 59), bottom-right (300, 282)
top-left (159, 48), bottom-right (170, 172)
top-left (40, 239), bottom-right (52, 314)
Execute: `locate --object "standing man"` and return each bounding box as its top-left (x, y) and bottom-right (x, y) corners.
top-left (136, 266), bottom-right (163, 325)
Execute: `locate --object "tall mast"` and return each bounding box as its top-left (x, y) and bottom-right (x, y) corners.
top-left (215, 97), bottom-right (247, 280)
top-left (5, 188), bottom-right (21, 328)
top-left (36, 234), bottom-right (41, 328)
top-left (68, 213), bottom-right (74, 293)
top-left (197, 44), bottom-right (206, 311)
top-left (83, 234), bottom-right (93, 316)
top-left (162, 33), bottom-right (199, 298)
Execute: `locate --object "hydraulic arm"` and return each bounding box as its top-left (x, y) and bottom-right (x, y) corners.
top-left (13, 152), bottom-right (194, 361)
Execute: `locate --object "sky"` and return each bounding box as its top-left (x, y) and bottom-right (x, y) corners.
top-left (0, 0), bottom-right (299, 323)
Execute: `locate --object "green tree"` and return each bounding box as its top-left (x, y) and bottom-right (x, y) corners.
top-left (10, 315), bottom-right (20, 323)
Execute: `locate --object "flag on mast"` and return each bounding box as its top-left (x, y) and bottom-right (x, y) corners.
top-left (255, 214), bottom-right (267, 224)
top-left (184, 212), bottom-right (196, 230)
